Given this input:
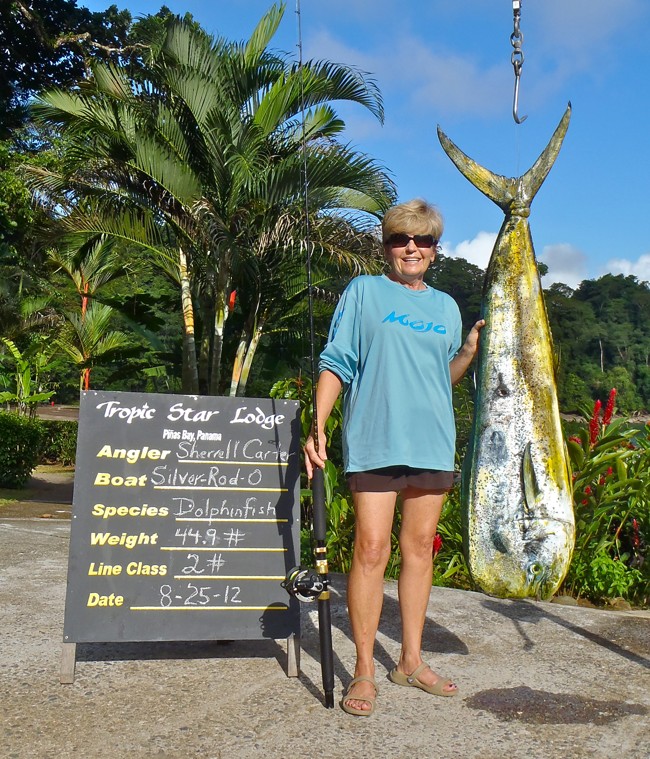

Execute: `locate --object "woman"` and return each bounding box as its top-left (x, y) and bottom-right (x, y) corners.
top-left (304, 199), bottom-right (484, 716)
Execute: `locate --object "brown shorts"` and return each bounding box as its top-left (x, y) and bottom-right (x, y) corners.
top-left (346, 466), bottom-right (454, 493)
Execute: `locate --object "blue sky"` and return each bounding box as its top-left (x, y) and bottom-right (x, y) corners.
top-left (83, 0), bottom-right (650, 289)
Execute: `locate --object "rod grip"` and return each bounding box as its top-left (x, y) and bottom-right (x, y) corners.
top-left (312, 467), bottom-right (327, 543)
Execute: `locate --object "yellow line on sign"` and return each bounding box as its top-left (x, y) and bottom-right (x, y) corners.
top-left (130, 606), bottom-right (288, 611)
top-left (172, 575), bottom-right (285, 580)
top-left (175, 518), bottom-right (288, 523)
top-left (153, 486), bottom-right (287, 492)
top-left (181, 460), bottom-right (289, 467)
top-left (161, 546), bottom-right (286, 552)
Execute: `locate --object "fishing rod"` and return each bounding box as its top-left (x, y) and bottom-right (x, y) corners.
top-left (281, 0), bottom-right (335, 710)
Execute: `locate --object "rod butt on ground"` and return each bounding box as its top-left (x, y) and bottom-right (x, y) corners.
top-left (318, 596), bottom-right (335, 708)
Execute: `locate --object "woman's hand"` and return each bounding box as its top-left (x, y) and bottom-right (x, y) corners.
top-left (304, 431), bottom-right (327, 480)
top-left (463, 318), bottom-right (485, 357)
top-left (450, 318), bottom-right (486, 385)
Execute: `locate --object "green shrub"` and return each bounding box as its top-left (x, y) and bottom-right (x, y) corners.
top-left (0, 412), bottom-right (46, 487)
top-left (562, 391), bottom-right (649, 607)
top-left (40, 420), bottom-right (78, 466)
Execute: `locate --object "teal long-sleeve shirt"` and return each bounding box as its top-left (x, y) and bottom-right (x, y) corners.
top-left (319, 275), bottom-right (462, 473)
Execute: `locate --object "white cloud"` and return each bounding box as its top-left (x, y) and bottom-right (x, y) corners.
top-left (405, 47), bottom-right (508, 118)
top-left (305, 30), bottom-right (376, 71)
top-left (534, 0), bottom-right (645, 62)
top-left (539, 243), bottom-right (588, 290)
top-left (306, 30), bottom-right (509, 119)
top-left (604, 253), bottom-right (650, 283)
top-left (442, 231), bottom-right (496, 270)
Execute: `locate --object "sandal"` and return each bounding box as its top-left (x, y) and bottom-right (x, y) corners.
top-left (389, 663), bottom-right (458, 697)
top-left (340, 676), bottom-right (378, 716)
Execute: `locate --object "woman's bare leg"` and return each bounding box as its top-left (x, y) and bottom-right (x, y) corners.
top-left (344, 490), bottom-right (396, 712)
top-left (395, 487), bottom-right (457, 692)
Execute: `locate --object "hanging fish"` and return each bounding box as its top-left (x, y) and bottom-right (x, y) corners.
top-left (438, 105), bottom-right (575, 600)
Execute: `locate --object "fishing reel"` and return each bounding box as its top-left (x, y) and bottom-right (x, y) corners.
top-left (282, 566), bottom-right (328, 603)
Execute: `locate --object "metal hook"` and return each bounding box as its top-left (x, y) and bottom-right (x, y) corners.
top-left (513, 70), bottom-right (527, 124)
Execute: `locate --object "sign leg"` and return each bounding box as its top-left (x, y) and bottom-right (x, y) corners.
top-left (286, 633), bottom-right (300, 677)
top-left (60, 642), bottom-right (77, 684)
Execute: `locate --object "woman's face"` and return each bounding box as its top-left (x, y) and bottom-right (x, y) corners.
top-left (383, 231), bottom-right (437, 288)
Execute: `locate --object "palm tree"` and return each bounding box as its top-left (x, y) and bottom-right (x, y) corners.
top-left (47, 235), bottom-right (135, 390)
top-left (27, 3), bottom-right (395, 395)
top-left (48, 236), bottom-right (130, 318)
top-left (228, 208), bottom-right (384, 396)
top-left (57, 301), bottom-right (131, 390)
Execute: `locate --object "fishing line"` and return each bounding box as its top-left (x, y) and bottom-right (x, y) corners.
top-left (286, 0), bottom-right (335, 710)
top-left (295, 0), bottom-right (319, 450)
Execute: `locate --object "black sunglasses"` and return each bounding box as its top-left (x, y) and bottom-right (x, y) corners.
top-left (384, 233), bottom-right (438, 249)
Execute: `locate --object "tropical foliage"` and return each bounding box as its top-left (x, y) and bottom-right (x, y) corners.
top-left (0, 337), bottom-right (57, 416)
top-left (561, 391), bottom-right (649, 606)
top-left (25, 3), bottom-right (394, 397)
top-left (1, 3), bottom-right (649, 411)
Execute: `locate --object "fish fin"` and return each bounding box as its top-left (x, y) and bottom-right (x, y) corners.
top-left (437, 103), bottom-right (571, 215)
top-left (520, 104), bottom-right (572, 205)
top-left (436, 127), bottom-right (512, 213)
top-left (521, 442), bottom-right (540, 516)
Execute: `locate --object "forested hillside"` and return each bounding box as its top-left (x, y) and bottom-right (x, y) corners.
top-left (428, 256), bottom-right (650, 413)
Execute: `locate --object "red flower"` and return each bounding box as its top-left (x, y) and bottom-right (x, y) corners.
top-left (432, 534), bottom-right (443, 557)
top-left (606, 467), bottom-right (613, 476)
top-left (228, 290), bottom-right (237, 310)
top-left (589, 399), bottom-right (602, 446)
top-left (584, 486), bottom-right (592, 495)
top-left (568, 435), bottom-right (582, 445)
top-left (603, 388), bottom-right (617, 426)
top-left (581, 499), bottom-right (589, 505)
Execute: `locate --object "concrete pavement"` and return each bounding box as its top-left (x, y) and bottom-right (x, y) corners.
top-left (0, 516), bottom-right (648, 759)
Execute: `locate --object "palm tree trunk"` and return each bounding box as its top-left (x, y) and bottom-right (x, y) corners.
top-left (237, 317), bottom-right (265, 397)
top-left (229, 293), bottom-right (261, 397)
top-left (179, 247), bottom-right (199, 393)
top-left (81, 281), bottom-right (89, 317)
top-left (199, 327), bottom-right (210, 395)
top-left (229, 334), bottom-right (247, 397)
top-left (209, 251), bottom-right (232, 396)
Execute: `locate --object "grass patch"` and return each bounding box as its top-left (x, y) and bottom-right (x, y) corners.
top-left (0, 487), bottom-right (36, 502)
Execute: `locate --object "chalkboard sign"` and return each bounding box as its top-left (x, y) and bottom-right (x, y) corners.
top-left (63, 390), bottom-right (301, 644)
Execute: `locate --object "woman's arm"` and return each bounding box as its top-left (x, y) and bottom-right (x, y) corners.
top-left (449, 319), bottom-right (485, 385)
top-left (303, 369), bottom-right (343, 478)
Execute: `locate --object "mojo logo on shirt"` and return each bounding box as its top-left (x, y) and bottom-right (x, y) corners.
top-left (382, 311), bottom-right (447, 334)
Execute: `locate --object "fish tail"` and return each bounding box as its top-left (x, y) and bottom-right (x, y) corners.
top-left (437, 104), bottom-right (571, 216)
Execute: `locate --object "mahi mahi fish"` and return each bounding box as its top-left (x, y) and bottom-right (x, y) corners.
top-left (437, 105), bottom-right (575, 600)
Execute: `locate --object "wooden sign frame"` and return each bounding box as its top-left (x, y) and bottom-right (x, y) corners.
top-left (61, 391), bottom-right (301, 683)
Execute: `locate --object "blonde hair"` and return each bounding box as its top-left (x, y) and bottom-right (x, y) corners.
top-left (382, 199), bottom-right (444, 243)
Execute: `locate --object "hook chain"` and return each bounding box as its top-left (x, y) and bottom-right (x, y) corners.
top-left (511, 0), bottom-right (527, 123)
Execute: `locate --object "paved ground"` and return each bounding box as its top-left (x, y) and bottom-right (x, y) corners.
top-left (0, 471), bottom-right (649, 759)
